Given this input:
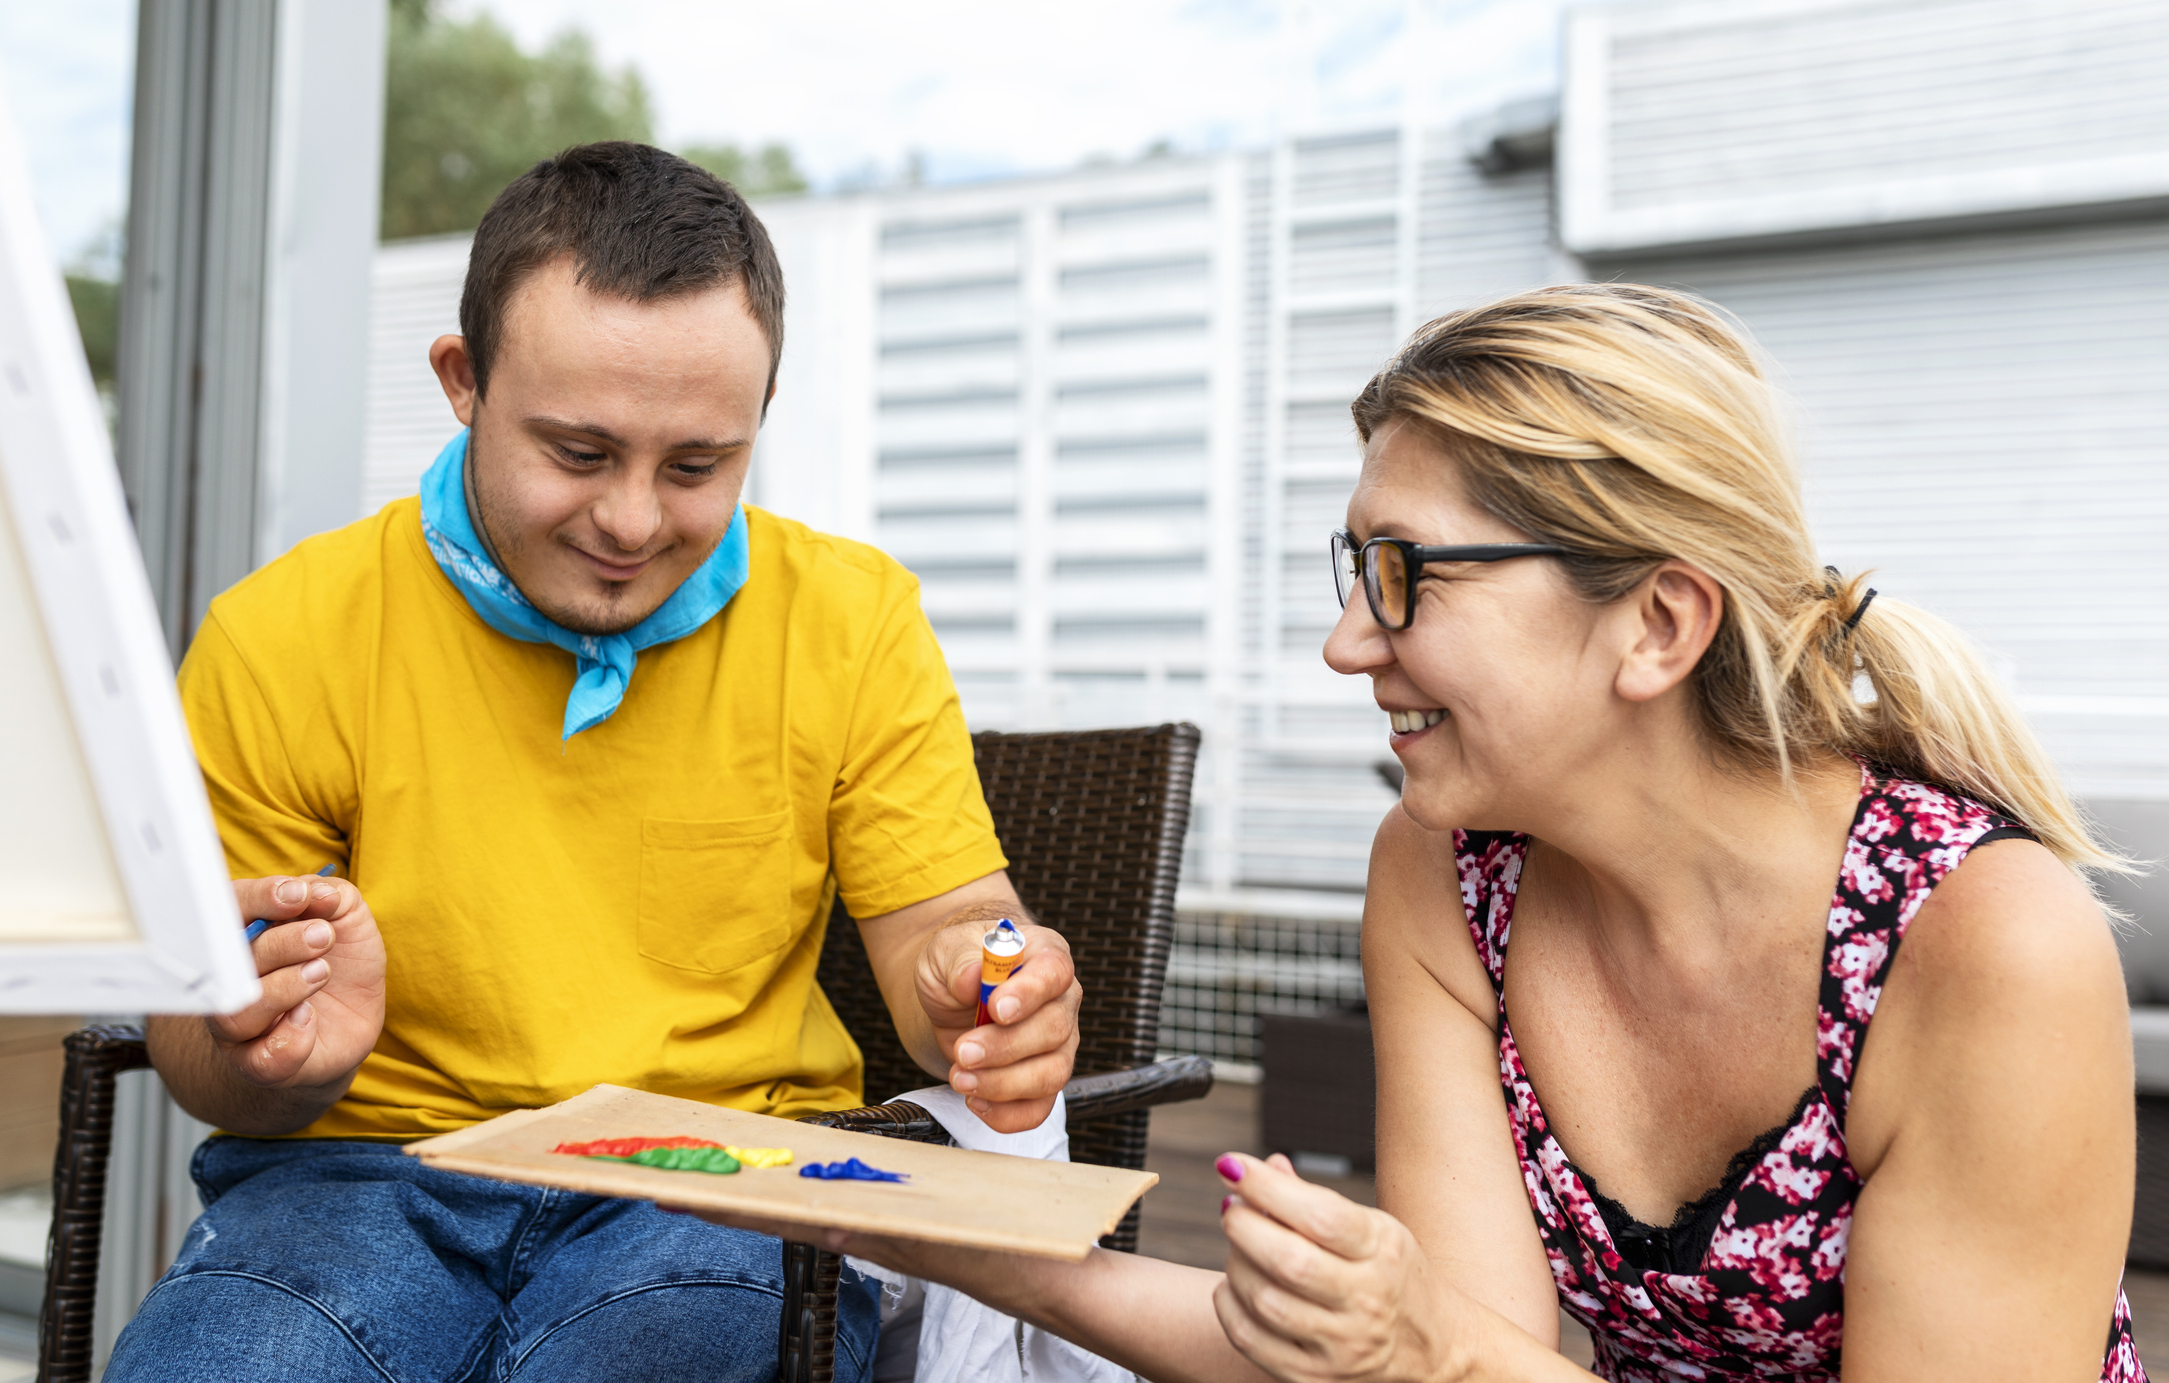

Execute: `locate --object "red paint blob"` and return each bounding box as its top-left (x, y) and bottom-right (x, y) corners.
top-left (553, 1135), bottom-right (724, 1158)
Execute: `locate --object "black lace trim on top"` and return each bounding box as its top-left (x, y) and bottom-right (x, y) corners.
top-left (1574, 1083), bottom-right (1822, 1277)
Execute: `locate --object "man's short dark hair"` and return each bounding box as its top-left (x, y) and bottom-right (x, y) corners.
top-left (459, 141), bottom-right (785, 403)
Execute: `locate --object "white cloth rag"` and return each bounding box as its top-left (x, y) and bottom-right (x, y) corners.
top-left (850, 1087), bottom-right (1135, 1383)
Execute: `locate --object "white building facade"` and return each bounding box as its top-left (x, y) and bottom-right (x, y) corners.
top-left (361, 0), bottom-right (2169, 1040)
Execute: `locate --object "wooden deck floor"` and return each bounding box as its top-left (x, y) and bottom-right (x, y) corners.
top-left (1138, 1079), bottom-right (2169, 1375)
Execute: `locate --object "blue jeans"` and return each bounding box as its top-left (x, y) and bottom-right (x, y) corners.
top-left (105, 1136), bottom-right (880, 1383)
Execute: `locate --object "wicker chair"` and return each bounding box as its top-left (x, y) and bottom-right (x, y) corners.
top-left (38, 724), bottom-right (1210, 1383)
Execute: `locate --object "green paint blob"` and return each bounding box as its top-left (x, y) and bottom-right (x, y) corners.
top-left (591, 1146), bottom-right (742, 1174)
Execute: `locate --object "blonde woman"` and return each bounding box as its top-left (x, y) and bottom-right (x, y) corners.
top-left (703, 285), bottom-right (2143, 1381)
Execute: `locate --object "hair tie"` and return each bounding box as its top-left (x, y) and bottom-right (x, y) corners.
top-left (1843, 588), bottom-right (1877, 635)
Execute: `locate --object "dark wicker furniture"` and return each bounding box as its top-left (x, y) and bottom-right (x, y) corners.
top-left (38, 1024), bottom-right (153, 1383)
top-left (40, 723), bottom-right (1209, 1383)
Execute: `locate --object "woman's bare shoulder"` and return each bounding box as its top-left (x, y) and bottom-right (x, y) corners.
top-left (1895, 836), bottom-right (2124, 1026)
top-left (1852, 835), bottom-right (2130, 1169)
top-left (1364, 804), bottom-right (1497, 1026)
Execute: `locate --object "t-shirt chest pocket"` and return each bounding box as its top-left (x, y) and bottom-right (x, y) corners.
top-left (637, 812), bottom-right (796, 976)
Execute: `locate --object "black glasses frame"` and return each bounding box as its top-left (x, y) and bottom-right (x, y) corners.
top-left (1331, 528), bottom-right (1570, 630)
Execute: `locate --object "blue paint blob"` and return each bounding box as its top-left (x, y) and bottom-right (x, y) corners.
top-left (798, 1157), bottom-right (908, 1183)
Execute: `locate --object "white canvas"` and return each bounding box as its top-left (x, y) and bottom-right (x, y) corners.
top-left (0, 71), bottom-right (258, 1013)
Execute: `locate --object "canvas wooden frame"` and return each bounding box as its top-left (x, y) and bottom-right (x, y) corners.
top-left (0, 74), bottom-right (257, 1014)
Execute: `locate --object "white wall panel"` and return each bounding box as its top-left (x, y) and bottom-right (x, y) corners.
top-left (1286, 308), bottom-right (1398, 400)
top-left (1292, 131), bottom-right (1400, 205)
top-left (1051, 378), bottom-right (1209, 437)
top-left (876, 340), bottom-right (1019, 395)
top-left (876, 462), bottom-right (1016, 513)
top-left (359, 235), bottom-right (465, 513)
top-left (1053, 320), bottom-right (1210, 383)
top-left (1289, 216), bottom-right (1398, 296)
top-left (1052, 505), bottom-right (1209, 560)
top-left (876, 225), bottom-right (1020, 287)
top-left (1562, 0), bottom-right (2169, 253)
top-left (873, 400), bottom-right (1019, 451)
top-left (1052, 455), bottom-right (1209, 504)
top-left (1057, 192), bottom-right (1213, 264)
top-left (1057, 257), bottom-right (1214, 323)
top-left (1415, 156), bottom-right (1561, 319)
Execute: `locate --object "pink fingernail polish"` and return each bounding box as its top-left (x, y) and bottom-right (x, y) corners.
top-left (1220, 1195), bottom-right (1233, 1215)
top-left (1216, 1154), bottom-right (1243, 1182)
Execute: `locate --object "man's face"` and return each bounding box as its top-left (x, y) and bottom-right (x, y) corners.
top-left (430, 255), bottom-right (772, 634)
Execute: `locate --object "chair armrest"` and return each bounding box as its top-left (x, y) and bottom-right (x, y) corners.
top-left (799, 1053), bottom-right (1215, 1143)
top-left (795, 1101), bottom-right (952, 1144)
top-left (1062, 1054), bottom-right (1213, 1123)
top-left (58, 1024), bottom-right (151, 1069)
top-left (42, 1024), bottom-right (153, 1383)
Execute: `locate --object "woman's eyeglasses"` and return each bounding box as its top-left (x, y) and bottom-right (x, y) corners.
top-left (1330, 528), bottom-right (1569, 630)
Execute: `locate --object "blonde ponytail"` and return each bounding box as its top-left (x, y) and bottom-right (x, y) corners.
top-left (1354, 283), bottom-right (2129, 876)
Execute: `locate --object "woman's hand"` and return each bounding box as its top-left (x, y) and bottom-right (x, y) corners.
top-left (1215, 1152), bottom-right (1463, 1383)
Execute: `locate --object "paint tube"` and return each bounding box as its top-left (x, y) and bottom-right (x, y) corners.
top-left (976, 918), bottom-right (1026, 1026)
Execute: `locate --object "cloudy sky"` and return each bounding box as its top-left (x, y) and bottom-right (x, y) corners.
top-left (0, 0), bottom-right (135, 265)
top-left (490, 0), bottom-right (1568, 184)
top-left (0, 0), bottom-right (1566, 266)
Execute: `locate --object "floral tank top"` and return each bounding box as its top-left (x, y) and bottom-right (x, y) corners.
top-left (1453, 765), bottom-right (2143, 1380)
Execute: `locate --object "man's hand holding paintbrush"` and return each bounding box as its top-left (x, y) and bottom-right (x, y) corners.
top-left (147, 872), bottom-right (388, 1134)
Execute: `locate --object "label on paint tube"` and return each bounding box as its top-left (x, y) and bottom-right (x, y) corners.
top-left (977, 918), bottom-right (1025, 1025)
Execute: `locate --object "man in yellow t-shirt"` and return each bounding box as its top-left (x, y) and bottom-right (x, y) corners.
top-left (106, 143), bottom-right (1079, 1383)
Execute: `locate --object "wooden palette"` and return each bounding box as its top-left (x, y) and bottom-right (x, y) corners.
top-left (405, 1084), bottom-right (1155, 1261)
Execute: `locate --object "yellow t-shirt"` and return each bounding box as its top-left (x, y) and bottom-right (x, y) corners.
top-left (179, 498), bottom-right (1007, 1141)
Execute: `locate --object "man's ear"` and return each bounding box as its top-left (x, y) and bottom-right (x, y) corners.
top-left (429, 334), bottom-right (479, 426)
top-left (1616, 562), bottom-right (1725, 704)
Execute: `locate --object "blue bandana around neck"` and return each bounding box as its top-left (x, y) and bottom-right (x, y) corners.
top-left (418, 430), bottom-right (750, 740)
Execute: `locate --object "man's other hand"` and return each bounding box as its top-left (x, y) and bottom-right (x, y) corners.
top-left (917, 910), bottom-right (1082, 1131)
top-left (212, 875), bottom-right (388, 1092)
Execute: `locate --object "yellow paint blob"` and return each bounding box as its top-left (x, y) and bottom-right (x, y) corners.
top-left (723, 1146), bottom-right (794, 1169)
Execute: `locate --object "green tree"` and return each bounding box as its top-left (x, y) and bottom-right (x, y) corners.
top-left (63, 222), bottom-right (124, 418)
top-left (679, 142), bottom-right (809, 199)
top-left (381, 0), bottom-right (655, 240)
top-left (65, 273), bottom-right (119, 390)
